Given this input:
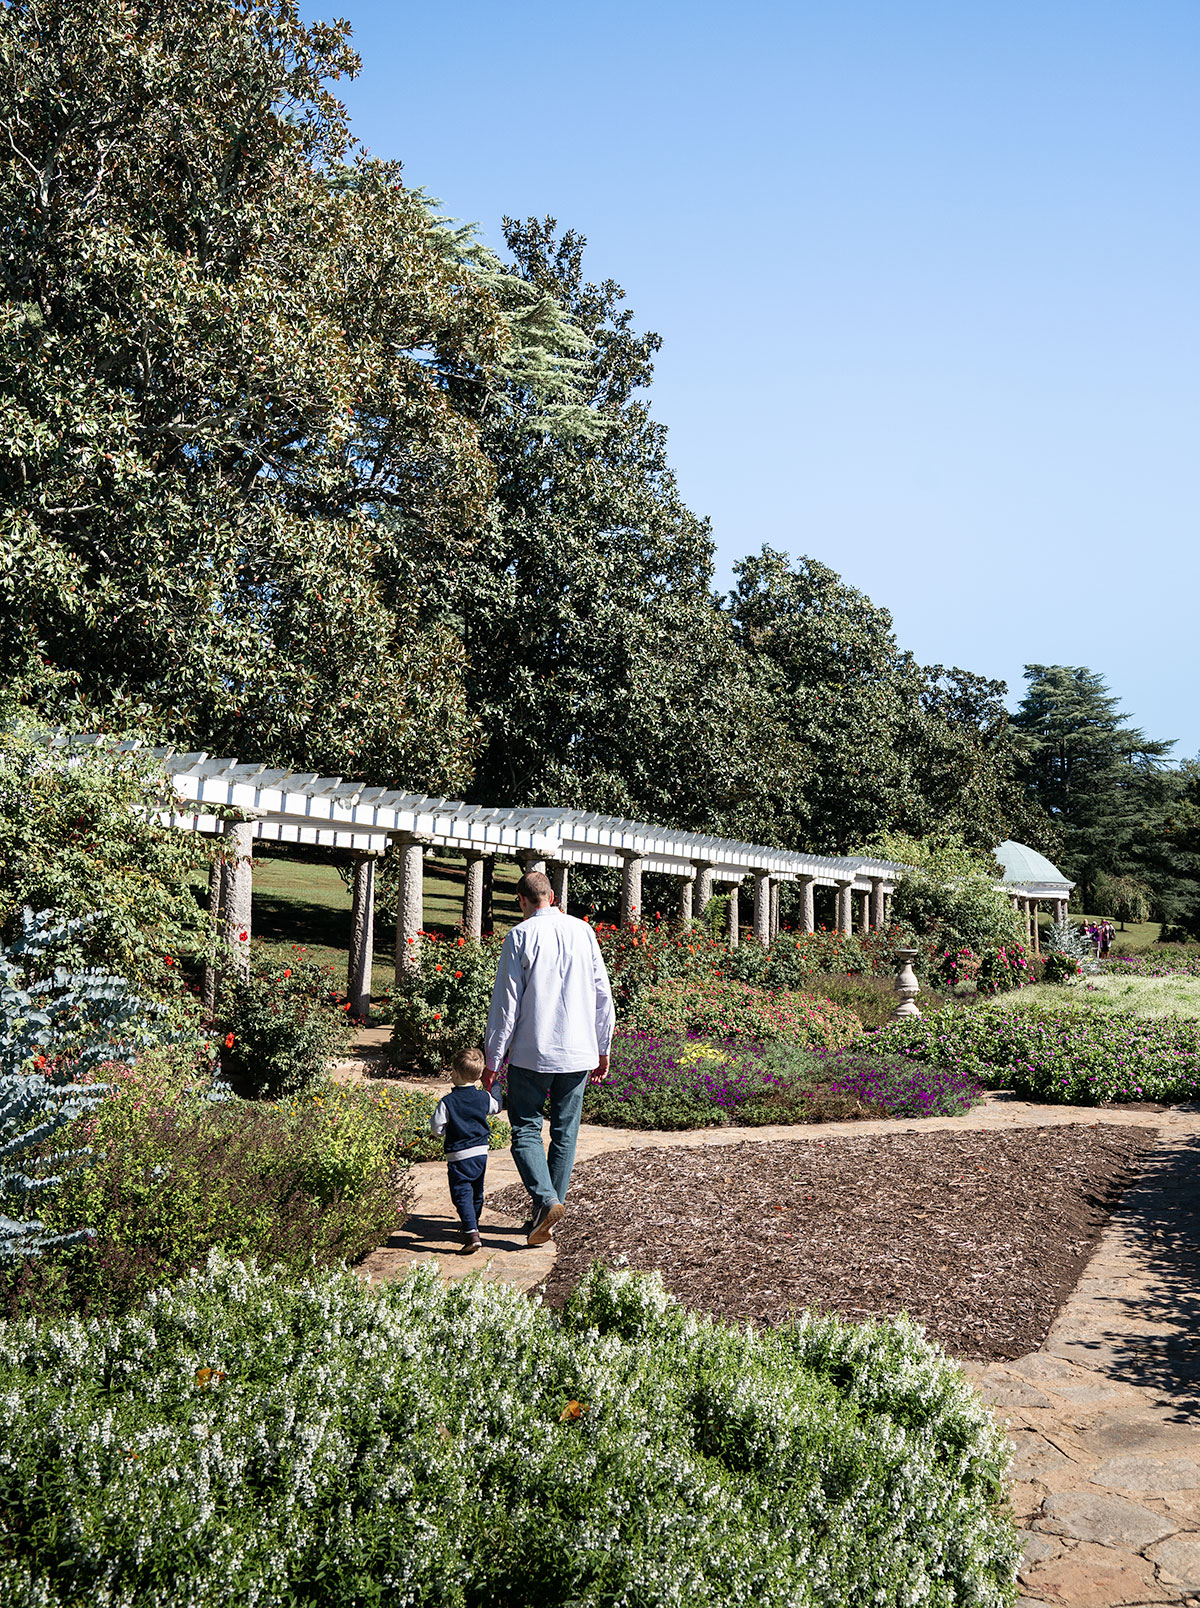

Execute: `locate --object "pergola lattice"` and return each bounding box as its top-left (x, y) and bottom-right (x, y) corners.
top-left (58, 738), bottom-right (909, 1014)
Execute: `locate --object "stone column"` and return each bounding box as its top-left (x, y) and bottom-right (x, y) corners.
top-left (347, 852), bottom-right (376, 1019)
top-left (462, 852), bottom-right (485, 937)
top-left (221, 819), bottom-right (254, 984)
top-left (621, 853), bottom-right (645, 928)
top-left (752, 871), bottom-right (771, 945)
top-left (769, 881), bottom-right (780, 941)
top-left (481, 856), bottom-right (495, 933)
top-left (1032, 899), bottom-right (1041, 954)
top-left (519, 852), bottom-right (547, 876)
top-left (835, 879), bottom-right (854, 936)
top-left (727, 883), bottom-right (740, 949)
top-left (1023, 898), bottom-right (1033, 947)
top-left (202, 853), bottom-right (224, 1014)
top-left (858, 889), bottom-right (870, 935)
top-left (678, 874), bottom-right (694, 924)
top-left (549, 860), bottom-right (569, 913)
top-left (797, 875), bottom-right (815, 934)
top-left (869, 877), bottom-right (886, 930)
top-left (694, 862), bottom-right (715, 912)
top-left (393, 832), bottom-right (424, 978)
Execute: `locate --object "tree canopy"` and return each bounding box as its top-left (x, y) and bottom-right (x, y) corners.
top-left (3, 0), bottom-right (1060, 873)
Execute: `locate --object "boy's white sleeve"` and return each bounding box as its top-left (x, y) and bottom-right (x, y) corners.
top-left (487, 1091), bottom-right (502, 1116)
top-left (430, 1099), bottom-right (448, 1136)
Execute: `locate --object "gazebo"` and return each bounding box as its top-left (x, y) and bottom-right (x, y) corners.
top-left (51, 738), bottom-right (909, 1016)
top-left (993, 840), bottom-right (1075, 953)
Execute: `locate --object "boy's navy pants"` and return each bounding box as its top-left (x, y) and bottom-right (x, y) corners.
top-left (446, 1153), bottom-right (488, 1233)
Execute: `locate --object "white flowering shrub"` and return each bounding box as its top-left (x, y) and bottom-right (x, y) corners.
top-left (0, 1256), bottom-right (1020, 1606)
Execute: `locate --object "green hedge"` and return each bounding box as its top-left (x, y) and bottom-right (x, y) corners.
top-left (0, 1256), bottom-right (1019, 1607)
top-left (874, 1004), bottom-right (1200, 1104)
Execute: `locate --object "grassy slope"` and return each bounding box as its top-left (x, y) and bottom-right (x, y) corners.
top-left (248, 853), bottom-right (524, 1000)
top-left (995, 974), bottom-right (1200, 1020)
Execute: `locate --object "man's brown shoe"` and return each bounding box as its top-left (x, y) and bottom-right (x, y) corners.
top-left (526, 1202), bottom-right (565, 1246)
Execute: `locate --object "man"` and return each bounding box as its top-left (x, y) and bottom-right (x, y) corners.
top-left (484, 870), bottom-right (614, 1246)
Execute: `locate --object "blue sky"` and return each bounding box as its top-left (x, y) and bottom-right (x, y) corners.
top-left (323, 1), bottom-right (1199, 756)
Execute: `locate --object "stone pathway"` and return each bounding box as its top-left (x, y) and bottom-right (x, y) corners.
top-left (339, 1035), bottom-right (1200, 1605)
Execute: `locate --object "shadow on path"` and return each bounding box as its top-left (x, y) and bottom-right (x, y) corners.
top-left (1042, 1118), bottom-right (1200, 1427)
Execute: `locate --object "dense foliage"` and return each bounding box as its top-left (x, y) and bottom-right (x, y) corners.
top-left (877, 1004), bottom-right (1200, 1105)
top-left (625, 976), bottom-right (865, 1046)
top-left (4, 1058), bottom-right (407, 1319)
top-left (217, 957), bottom-right (354, 1098)
top-left (0, 733), bottom-right (212, 993)
top-left (870, 833), bottom-right (1021, 955)
top-left (0, 1255), bottom-right (1020, 1606)
top-left (390, 930), bottom-right (503, 1072)
top-left (0, 0), bottom-right (508, 787)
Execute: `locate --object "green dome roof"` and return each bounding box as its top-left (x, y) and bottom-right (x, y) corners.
top-left (994, 840), bottom-right (1071, 885)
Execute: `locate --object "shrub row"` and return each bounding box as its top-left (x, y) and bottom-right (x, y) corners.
top-left (875, 1005), bottom-right (1200, 1105)
top-left (0, 1255), bottom-right (1020, 1607)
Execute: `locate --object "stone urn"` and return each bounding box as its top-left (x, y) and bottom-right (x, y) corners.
top-left (892, 947), bottom-right (922, 1020)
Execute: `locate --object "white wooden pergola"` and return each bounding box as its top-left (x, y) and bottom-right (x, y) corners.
top-left (55, 738), bottom-right (908, 1015)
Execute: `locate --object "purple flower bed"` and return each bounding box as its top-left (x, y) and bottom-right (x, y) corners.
top-left (581, 1031), bottom-right (986, 1129)
top-left (1100, 951), bottom-right (1200, 978)
top-left (808, 1049), bottom-right (985, 1119)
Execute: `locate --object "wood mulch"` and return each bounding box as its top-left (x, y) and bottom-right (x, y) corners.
top-left (488, 1124), bottom-right (1155, 1360)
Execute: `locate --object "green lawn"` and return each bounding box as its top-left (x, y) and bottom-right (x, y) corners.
top-left (996, 973), bottom-right (1200, 1020)
top-left (247, 851), bottom-right (525, 1005)
top-left (1033, 911), bottom-right (1198, 955)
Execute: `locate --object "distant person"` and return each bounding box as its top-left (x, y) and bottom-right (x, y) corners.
top-left (484, 870), bottom-right (615, 1246)
top-left (1100, 920), bottom-right (1114, 959)
top-left (430, 1047), bottom-right (503, 1255)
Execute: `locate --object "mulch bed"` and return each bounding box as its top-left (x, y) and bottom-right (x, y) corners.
top-left (488, 1124), bottom-right (1155, 1360)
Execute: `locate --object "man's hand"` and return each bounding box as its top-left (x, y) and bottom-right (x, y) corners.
top-left (482, 1067), bottom-right (496, 1092)
top-left (591, 1053), bottom-right (610, 1084)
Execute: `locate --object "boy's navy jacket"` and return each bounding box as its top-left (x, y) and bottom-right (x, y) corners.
top-left (430, 1083), bottom-right (502, 1160)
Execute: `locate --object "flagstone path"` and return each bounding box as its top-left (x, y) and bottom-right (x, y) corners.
top-left (336, 1033), bottom-right (1200, 1606)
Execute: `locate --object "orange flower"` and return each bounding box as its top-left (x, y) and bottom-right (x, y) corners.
top-left (224, 1032), bottom-right (235, 1048)
top-left (454, 970), bottom-right (462, 978)
top-left (283, 968), bottom-right (291, 978)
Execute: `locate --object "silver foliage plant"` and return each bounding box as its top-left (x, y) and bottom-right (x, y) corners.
top-left (0, 909), bottom-right (163, 1261)
top-left (1043, 917), bottom-right (1099, 974)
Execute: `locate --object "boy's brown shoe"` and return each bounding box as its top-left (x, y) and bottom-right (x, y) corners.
top-left (526, 1202), bottom-right (565, 1246)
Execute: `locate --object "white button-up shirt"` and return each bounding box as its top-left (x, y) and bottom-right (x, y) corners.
top-left (484, 907), bottom-right (615, 1075)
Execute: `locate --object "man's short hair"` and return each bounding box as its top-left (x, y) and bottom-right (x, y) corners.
top-left (451, 1046), bottom-right (485, 1083)
top-left (516, 870), bottom-right (553, 905)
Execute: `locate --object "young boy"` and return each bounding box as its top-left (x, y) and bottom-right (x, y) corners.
top-left (430, 1047), bottom-right (502, 1254)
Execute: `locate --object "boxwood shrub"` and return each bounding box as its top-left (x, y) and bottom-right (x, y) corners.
top-left (0, 1256), bottom-right (1020, 1607)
